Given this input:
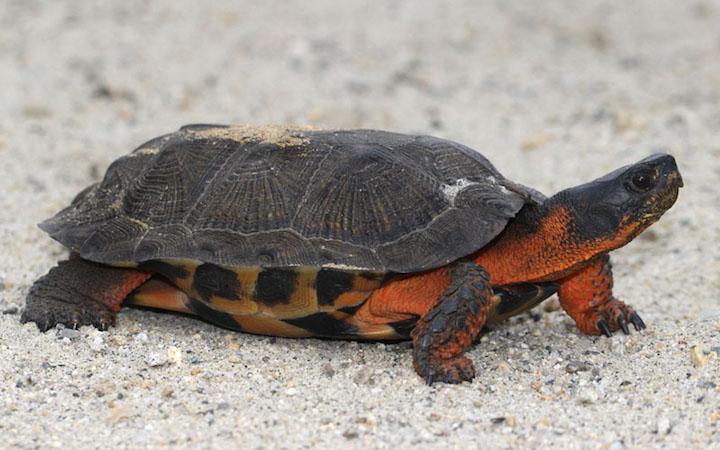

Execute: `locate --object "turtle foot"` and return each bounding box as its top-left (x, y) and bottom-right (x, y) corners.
top-left (414, 353), bottom-right (475, 385)
top-left (576, 298), bottom-right (645, 337)
top-left (22, 258), bottom-right (150, 332)
top-left (22, 297), bottom-right (115, 332)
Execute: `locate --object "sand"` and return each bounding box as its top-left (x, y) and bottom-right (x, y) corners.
top-left (1, 1), bottom-right (718, 448)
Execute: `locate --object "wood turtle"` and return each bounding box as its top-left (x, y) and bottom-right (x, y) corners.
top-left (22, 124), bottom-right (683, 384)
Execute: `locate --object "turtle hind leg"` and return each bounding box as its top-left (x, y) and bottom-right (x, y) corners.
top-left (22, 258), bottom-right (151, 332)
top-left (411, 261), bottom-right (492, 384)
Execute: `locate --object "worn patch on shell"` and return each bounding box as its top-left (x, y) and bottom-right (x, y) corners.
top-left (441, 178), bottom-right (479, 204)
top-left (127, 148), bottom-right (160, 157)
top-left (486, 176), bottom-right (511, 195)
top-left (321, 262), bottom-right (368, 271)
top-left (190, 124), bottom-right (315, 147)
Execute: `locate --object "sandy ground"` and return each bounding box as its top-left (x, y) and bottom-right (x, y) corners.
top-left (1, 1), bottom-right (719, 448)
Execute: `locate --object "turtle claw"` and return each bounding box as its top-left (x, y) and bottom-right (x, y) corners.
top-left (572, 298), bottom-right (644, 337)
top-left (70, 311), bottom-right (82, 330)
top-left (617, 315), bottom-right (630, 335)
top-left (629, 312), bottom-right (646, 331)
top-left (24, 313), bottom-right (54, 333)
top-left (597, 319), bottom-right (612, 337)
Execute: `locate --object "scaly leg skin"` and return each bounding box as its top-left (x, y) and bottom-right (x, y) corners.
top-left (558, 255), bottom-right (646, 337)
top-left (411, 261), bottom-right (492, 385)
top-left (22, 258), bottom-right (151, 331)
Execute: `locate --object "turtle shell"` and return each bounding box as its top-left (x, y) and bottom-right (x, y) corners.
top-left (41, 125), bottom-right (535, 273)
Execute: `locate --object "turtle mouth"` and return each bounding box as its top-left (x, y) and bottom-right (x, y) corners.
top-left (641, 171), bottom-right (682, 221)
top-left (665, 170), bottom-right (683, 190)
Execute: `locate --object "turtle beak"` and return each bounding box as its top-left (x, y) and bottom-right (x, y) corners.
top-left (642, 153), bottom-right (683, 189)
top-left (636, 153), bottom-right (682, 220)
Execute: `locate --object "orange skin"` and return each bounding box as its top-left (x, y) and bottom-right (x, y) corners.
top-left (356, 203), bottom-right (645, 336)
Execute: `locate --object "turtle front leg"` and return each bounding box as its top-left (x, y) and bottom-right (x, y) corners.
top-left (22, 258), bottom-right (151, 331)
top-left (558, 255), bottom-right (646, 337)
top-left (411, 261), bottom-right (492, 385)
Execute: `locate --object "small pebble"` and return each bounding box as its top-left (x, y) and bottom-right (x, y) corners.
top-left (89, 336), bottom-right (106, 352)
top-left (577, 386), bottom-right (599, 404)
top-left (134, 332), bottom-right (148, 342)
top-left (60, 329), bottom-right (81, 340)
top-left (543, 298), bottom-right (561, 312)
top-left (565, 361), bottom-right (589, 373)
top-left (167, 346), bottom-right (182, 363)
top-left (353, 369), bottom-right (375, 386)
top-left (656, 417), bottom-right (671, 435)
top-left (609, 440), bottom-right (625, 450)
top-left (2, 305), bottom-right (18, 315)
top-left (342, 430), bottom-right (359, 440)
top-left (285, 387), bottom-right (297, 396)
top-left (322, 363), bottom-right (335, 377)
top-left (110, 335), bottom-right (126, 345)
top-left (690, 345), bottom-right (707, 367)
top-left (147, 353), bottom-right (169, 367)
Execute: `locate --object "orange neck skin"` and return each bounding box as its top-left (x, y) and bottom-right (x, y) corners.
top-left (472, 202), bottom-right (640, 286)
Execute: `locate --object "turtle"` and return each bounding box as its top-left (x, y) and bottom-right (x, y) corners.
top-left (22, 124), bottom-right (683, 384)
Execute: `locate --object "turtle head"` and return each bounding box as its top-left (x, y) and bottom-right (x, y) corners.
top-left (471, 153), bottom-right (682, 285)
top-left (558, 153), bottom-right (683, 249)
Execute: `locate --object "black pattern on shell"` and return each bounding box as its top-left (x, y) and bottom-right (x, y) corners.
top-left (40, 126), bottom-right (531, 273)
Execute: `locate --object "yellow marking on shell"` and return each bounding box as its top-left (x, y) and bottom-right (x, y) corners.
top-left (206, 296), bottom-right (259, 314)
top-left (232, 314), bottom-right (313, 338)
top-left (344, 316), bottom-right (405, 340)
top-left (189, 124), bottom-right (315, 148)
top-left (314, 271), bottom-right (383, 312)
top-left (352, 272), bottom-right (385, 292)
top-left (320, 291), bottom-right (372, 312)
top-left (257, 267), bottom-right (319, 318)
top-left (160, 262), bottom-right (196, 292)
top-left (198, 267), bottom-right (260, 315)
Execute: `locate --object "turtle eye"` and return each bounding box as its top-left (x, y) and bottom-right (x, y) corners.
top-left (627, 168), bottom-right (656, 193)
